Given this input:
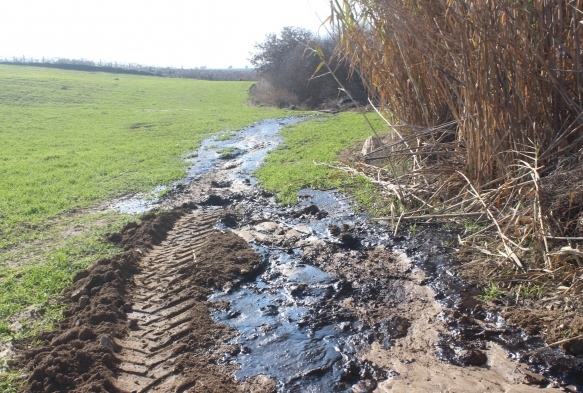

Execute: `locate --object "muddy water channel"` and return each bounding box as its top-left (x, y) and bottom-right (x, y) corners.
top-left (211, 189), bottom-right (389, 392)
top-left (114, 118), bottom-right (581, 392)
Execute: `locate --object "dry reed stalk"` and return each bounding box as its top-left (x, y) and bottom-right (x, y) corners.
top-left (326, 0), bottom-right (583, 294)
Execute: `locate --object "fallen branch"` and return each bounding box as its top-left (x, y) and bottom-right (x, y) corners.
top-left (546, 236), bottom-right (583, 241)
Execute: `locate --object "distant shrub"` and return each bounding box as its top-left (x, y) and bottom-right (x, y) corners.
top-left (249, 27), bottom-right (366, 109)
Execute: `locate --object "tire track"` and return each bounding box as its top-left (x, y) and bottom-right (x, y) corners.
top-left (111, 210), bottom-right (226, 393)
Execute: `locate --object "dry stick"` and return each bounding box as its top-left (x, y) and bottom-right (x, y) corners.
top-left (313, 161), bottom-right (404, 199)
top-left (545, 236), bottom-right (583, 241)
top-left (526, 334), bottom-right (583, 356)
top-left (362, 121), bottom-right (458, 158)
top-left (368, 98), bottom-right (420, 167)
top-left (373, 212), bottom-right (483, 221)
top-left (519, 157), bottom-right (551, 268)
top-left (457, 171), bottom-right (525, 270)
top-left (394, 212), bottom-right (405, 236)
top-left (461, 222), bottom-right (497, 242)
top-left (410, 193), bottom-right (434, 209)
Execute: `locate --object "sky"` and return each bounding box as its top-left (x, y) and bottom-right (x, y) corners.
top-left (0, 0), bottom-right (332, 69)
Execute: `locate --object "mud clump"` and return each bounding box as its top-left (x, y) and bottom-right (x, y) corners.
top-left (106, 209), bottom-right (186, 251)
top-left (200, 194), bottom-right (232, 206)
top-left (192, 230), bottom-right (261, 289)
top-left (291, 204), bottom-right (328, 219)
top-left (211, 180), bottom-right (232, 188)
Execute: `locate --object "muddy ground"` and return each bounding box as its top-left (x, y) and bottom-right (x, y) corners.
top-left (11, 119), bottom-right (583, 392)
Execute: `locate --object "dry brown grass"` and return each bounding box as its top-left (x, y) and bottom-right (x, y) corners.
top-left (329, 0), bottom-right (583, 301)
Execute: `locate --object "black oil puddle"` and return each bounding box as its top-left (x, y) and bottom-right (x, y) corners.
top-left (110, 117), bottom-right (305, 214)
top-left (219, 190), bottom-right (583, 391)
top-left (400, 225), bottom-right (583, 388)
top-left (211, 190), bottom-right (391, 392)
top-left (114, 115), bottom-right (583, 391)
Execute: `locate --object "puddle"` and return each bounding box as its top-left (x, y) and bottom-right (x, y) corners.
top-left (209, 188), bottom-right (397, 392)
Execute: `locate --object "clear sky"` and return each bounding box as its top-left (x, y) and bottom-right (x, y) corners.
top-left (0, 0), bottom-right (332, 69)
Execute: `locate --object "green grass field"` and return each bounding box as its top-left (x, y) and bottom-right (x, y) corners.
top-left (0, 65), bottom-right (288, 248)
top-left (0, 65), bottom-right (291, 348)
top-left (0, 66), bottom-right (386, 389)
top-left (256, 112), bottom-right (389, 212)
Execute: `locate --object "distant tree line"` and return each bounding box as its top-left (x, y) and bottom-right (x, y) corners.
top-left (248, 27), bottom-right (367, 109)
top-left (0, 57), bottom-right (257, 81)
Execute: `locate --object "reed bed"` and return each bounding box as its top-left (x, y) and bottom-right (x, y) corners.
top-left (329, 0), bottom-right (583, 295)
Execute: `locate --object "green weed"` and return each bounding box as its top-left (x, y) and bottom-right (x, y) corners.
top-left (216, 131), bottom-right (236, 141)
top-left (0, 211), bottom-right (127, 342)
top-left (520, 284), bottom-right (547, 299)
top-left (0, 372), bottom-right (22, 393)
top-left (155, 188), bottom-right (170, 200)
top-left (478, 281), bottom-right (507, 301)
top-left (218, 146), bottom-right (236, 156)
top-left (463, 220), bottom-right (485, 235)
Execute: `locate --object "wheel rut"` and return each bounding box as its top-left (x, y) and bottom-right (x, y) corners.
top-left (112, 210), bottom-right (227, 393)
top-left (19, 206), bottom-right (270, 393)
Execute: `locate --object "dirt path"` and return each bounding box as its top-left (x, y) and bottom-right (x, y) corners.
top-left (112, 210), bottom-right (230, 392)
top-left (19, 208), bottom-right (277, 393)
top-left (13, 118), bottom-right (583, 392)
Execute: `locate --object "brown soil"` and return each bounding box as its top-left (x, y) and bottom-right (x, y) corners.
top-left (15, 207), bottom-right (272, 393)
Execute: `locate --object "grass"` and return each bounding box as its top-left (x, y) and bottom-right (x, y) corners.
top-left (478, 282), bottom-right (507, 301)
top-left (0, 65), bottom-right (289, 249)
top-left (0, 65), bottom-right (292, 349)
top-left (216, 131), bottom-right (237, 141)
top-left (0, 211), bottom-right (130, 342)
top-left (519, 284), bottom-right (547, 299)
top-left (0, 372), bottom-right (21, 393)
top-left (256, 112), bottom-right (388, 211)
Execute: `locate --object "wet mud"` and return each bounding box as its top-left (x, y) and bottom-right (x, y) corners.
top-left (14, 117), bottom-right (583, 392)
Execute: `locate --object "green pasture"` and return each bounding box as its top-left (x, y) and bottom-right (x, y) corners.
top-left (0, 65), bottom-right (291, 348)
top-left (0, 65), bottom-right (288, 248)
top-left (256, 112), bottom-right (389, 212)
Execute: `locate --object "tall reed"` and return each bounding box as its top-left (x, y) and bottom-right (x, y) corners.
top-left (331, 0), bottom-right (583, 185)
top-left (330, 0), bottom-right (583, 276)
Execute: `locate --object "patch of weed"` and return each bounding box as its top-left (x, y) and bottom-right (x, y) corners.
top-left (153, 188), bottom-right (170, 200)
top-left (0, 372), bottom-right (22, 393)
top-left (463, 220), bottom-right (486, 235)
top-left (216, 131), bottom-right (236, 141)
top-left (520, 284), bottom-right (547, 299)
top-left (218, 146), bottom-right (236, 156)
top-left (0, 211), bottom-right (127, 342)
top-left (478, 281), bottom-right (507, 301)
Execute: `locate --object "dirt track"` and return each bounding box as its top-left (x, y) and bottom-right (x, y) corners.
top-left (13, 119), bottom-right (583, 392)
top-left (19, 208), bottom-right (278, 393)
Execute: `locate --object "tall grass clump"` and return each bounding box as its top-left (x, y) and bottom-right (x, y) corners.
top-left (330, 1), bottom-right (583, 286)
